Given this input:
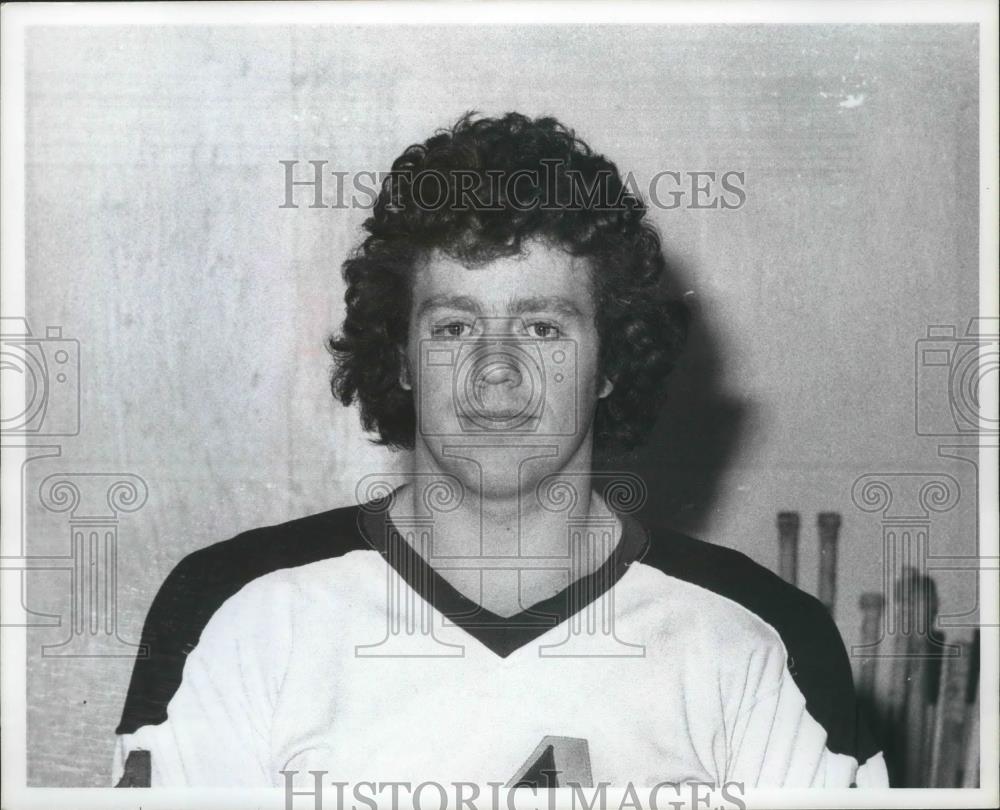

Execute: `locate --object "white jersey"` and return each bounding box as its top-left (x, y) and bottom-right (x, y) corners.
top-left (113, 500), bottom-right (888, 788)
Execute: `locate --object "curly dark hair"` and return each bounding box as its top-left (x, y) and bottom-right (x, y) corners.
top-left (328, 111), bottom-right (689, 456)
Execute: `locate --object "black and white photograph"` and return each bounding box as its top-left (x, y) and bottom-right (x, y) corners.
top-left (1, 2), bottom-right (997, 809)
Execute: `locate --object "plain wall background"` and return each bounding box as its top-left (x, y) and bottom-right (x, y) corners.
top-left (21, 24), bottom-right (980, 785)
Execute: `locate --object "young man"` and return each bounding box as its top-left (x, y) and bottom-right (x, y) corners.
top-left (113, 113), bottom-right (888, 789)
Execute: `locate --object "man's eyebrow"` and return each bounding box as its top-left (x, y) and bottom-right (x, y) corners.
top-left (508, 296), bottom-right (584, 317)
top-left (415, 295), bottom-right (482, 317)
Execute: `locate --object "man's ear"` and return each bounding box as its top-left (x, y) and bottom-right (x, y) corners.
top-left (398, 347), bottom-right (412, 391)
top-left (598, 376), bottom-right (614, 399)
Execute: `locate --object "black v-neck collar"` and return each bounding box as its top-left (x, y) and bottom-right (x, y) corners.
top-left (359, 502), bottom-right (650, 658)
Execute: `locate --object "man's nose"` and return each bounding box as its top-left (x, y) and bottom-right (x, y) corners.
top-left (472, 356), bottom-right (530, 416)
top-left (480, 362), bottom-right (523, 389)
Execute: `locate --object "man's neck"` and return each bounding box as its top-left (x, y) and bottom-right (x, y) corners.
top-left (385, 437), bottom-right (624, 617)
top-left (393, 438), bottom-right (617, 563)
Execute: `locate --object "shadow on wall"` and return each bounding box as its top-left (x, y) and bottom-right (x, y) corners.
top-left (598, 251), bottom-right (750, 538)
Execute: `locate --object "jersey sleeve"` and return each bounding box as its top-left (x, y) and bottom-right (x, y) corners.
top-left (722, 621), bottom-right (890, 789)
top-left (727, 671), bottom-right (887, 787)
top-left (112, 575), bottom-right (292, 786)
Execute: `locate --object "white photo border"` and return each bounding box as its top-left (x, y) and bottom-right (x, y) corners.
top-left (1, 2), bottom-right (997, 809)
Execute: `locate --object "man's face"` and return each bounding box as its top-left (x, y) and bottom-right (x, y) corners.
top-left (403, 240), bottom-right (612, 499)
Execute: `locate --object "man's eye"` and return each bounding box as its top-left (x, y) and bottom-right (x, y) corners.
top-left (432, 322), bottom-right (471, 338)
top-left (528, 322), bottom-right (561, 339)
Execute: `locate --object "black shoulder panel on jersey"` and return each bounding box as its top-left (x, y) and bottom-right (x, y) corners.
top-left (639, 526), bottom-right (880, 764)
top-left (115, 503), bottom-right (367, 735)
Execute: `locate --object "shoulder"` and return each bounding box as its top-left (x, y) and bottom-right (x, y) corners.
top-left (173, 501), bottom-right (369, 581)
top-left (637, 523), bottom-right (868, 760)
top-left (117, 502), bottom-right (370, 734)
top-left (639, 524), bottom-right (842, 657)
top-left (138, 502), bottom-right (371, 649)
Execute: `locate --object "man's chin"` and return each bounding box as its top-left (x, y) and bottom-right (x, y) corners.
top-left (421, 435), bottom-right (588, 501)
